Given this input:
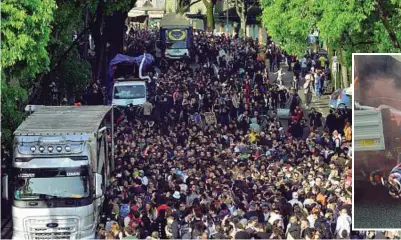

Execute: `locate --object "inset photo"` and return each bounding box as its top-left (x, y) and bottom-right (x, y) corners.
top-left (353, 54), bottom-right (401, 229)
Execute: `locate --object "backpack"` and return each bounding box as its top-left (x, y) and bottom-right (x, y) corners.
top-left (120, 204), bottom-right (130, 220)
top-left (128, 214), bottom-right (141, 229)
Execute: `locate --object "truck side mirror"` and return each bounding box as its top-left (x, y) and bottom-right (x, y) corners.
top-left (94, 173), bottom-right (103, 199)
top-left (156, 40), bottom-right (161, 48)
top-left (2, 175), bottom-right (8, 200)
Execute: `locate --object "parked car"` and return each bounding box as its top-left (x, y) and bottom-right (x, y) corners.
top-left (329, 88), bottom-right (351, 109)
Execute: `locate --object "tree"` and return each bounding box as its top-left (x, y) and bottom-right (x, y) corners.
top-left (1, 0), bottom-right (57, 80)
top-left (1, 0), bottom-right (56, 148)
top-left (260, 0), bottom-right (401, 87)
top-left (30, 0), bottom-right (93, 104)
top-left (88, 0), bottom-right (137, 81)
top-left (260, 0), bottom-right (317, 57)
top-left (234, 0), bottom-right (259, 37)
top-left (1, 77), bottom-right (28, 148)
top-left (202, 0), bottom-right (217, 32)
top-left (176, 0), bottom-right (202, 14)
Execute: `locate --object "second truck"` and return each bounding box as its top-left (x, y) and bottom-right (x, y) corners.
top-left (156, 13), bottom-right (194, 60)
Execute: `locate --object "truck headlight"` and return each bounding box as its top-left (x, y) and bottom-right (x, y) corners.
top-left (65, 145), bottom-right (71, 152)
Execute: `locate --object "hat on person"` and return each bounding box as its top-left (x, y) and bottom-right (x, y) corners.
top-left (292, 192), bottom-right (299, 199)
top-left (173, 191), bottom-right (181, 199)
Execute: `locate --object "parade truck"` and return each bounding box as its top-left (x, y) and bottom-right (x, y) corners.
top-left (107, 53), bottom-right (155, 107)
top-left (1, 106), bottom-right (113, 239)
top-left (156, 13), bottom-right (194, 59)
top-left (354, 103), bottom-right (401, 195)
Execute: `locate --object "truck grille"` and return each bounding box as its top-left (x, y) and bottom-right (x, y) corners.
top-left (25, 218), bottom-right (78, 239)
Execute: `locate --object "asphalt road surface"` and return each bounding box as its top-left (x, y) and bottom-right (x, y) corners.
top-left (1, 200), bottom-right (12, 239)
top-left (354, 181), bottom-right (401, 229)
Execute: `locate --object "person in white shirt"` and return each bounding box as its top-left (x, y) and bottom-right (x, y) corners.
top-left (335, 208), bottom-right (351, 238)
top-left (288, 192), bottom-right (303, 208)
top-left (268, 209), bottom-right (284, 229)
top-left (139, 170), bottom-right (148, 186)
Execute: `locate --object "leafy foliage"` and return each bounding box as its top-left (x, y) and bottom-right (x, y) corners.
top-left (260, 0), bottom-right (317, 57)
top-left (1, 0), bottom-right (57, 79)
top-left (48, 1), bottom-right (84, 64)
top-left (177, 0), bottom-right (202, 14)
top-left (260, 0), bottom-right (401, 66)
top-left (103, 0), bottom-right (137, 15)
top-left (1, 77), bottom-right (28, 148)
top-left (56, 50), bottom-right (92, 99)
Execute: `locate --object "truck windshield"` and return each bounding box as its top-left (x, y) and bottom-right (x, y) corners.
top-left (114, 85), bottom-right (146, 99)
top-left (13, 167), bottom-right (90, 200)
top-left (167, 41), bottom-right (187, 49)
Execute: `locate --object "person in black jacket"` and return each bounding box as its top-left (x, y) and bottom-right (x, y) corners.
top-left (286, 216), bottom-right (301, 239)
top-left (325, 109), bottom-right (337, 134)
top-left (308, 108), bottom-right (323, 131)
top-left (153, 210), bottom-right (167, 239)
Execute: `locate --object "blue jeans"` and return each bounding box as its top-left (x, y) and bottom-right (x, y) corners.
top-left (315, 85), bottom-right (321, 97)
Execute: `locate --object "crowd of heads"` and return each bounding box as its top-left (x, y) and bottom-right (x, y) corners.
top-left (97, 29), bottom-right (356, 240)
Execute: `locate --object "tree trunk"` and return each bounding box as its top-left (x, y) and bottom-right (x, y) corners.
top-left (341, 63), bottom-right (348, 88)
top-left (105, 12), bottom-right (127, 61)
top-left (205, 3), bottom-right (214, 32)
top-left (90, 0), bottom-right (105, 81)
top-left (340, 48), bottom-right (349, 88)
top-left (377, 0), bottom-right (401, 49)
top-left (94, 36), bottom-right (106, 81)
top-left (240, 17), bottom-right (246, 37)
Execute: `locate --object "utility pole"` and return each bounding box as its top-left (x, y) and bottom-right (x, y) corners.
top-left (111, 105), bottom-right (115, 171)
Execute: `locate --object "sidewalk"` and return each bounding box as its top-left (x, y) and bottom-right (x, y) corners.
top-left (269, 62), bottom-right (331, 117)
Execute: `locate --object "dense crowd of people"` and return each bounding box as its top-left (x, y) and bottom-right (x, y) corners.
top-left (91, 28), bottom-right (360, 240)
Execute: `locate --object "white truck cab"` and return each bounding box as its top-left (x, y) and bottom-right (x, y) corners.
top-left (111, 79), bottom-right (147, 107)
top-left (2, 106), bottom-right (113, 239)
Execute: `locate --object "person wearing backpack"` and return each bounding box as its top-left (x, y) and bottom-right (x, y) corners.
top-left (119, 199), bottom-right (131, 226)
top-left (124, 206), bottom-right (142, 229)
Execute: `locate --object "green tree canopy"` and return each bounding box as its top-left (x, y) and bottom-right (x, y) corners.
top-left (1, 0), bottom-right (56, 149)
top-left (260, 0), bottom-right (401, 66)
top-left (1, 0), bottom-right (57, 79)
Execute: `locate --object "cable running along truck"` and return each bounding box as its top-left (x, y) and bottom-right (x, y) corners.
top-left (1, 106), bottom-right (113, 239)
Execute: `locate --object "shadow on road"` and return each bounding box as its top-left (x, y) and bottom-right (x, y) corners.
top-left (354, 181), bottom-right (401, 229)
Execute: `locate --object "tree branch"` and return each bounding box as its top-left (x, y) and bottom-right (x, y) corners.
top-left (235, 0), bottom-right (241, 16)
top-left (27, 26), bottom-right (90, 105)
top-left (51, 26), bottom-right (91, 71)
top-left (377, 0), bottom-right (401, 49)
top-left (178, 0), bottom-right (202, 13)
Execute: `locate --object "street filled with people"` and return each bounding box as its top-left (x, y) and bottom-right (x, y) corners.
top-left (94, 30), bottom-right (358, 239)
